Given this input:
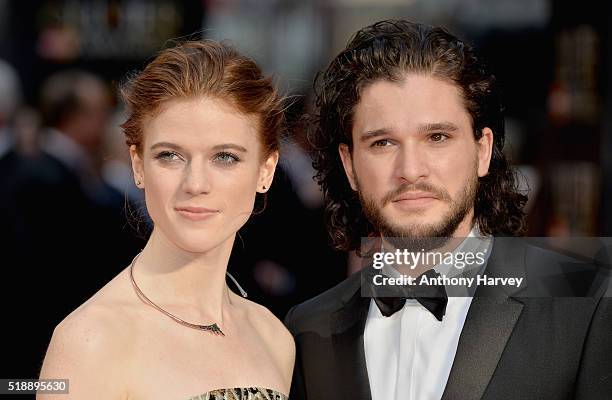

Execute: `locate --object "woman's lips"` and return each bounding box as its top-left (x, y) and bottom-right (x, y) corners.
top-left (175, 207), bottom-right (219, 221)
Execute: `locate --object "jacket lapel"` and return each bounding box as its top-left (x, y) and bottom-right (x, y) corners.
top-left (331, 271), bottom-right (372, 400)
top-left (441, 238), bottom-right (527, 400)
top-left (441, 296), bottom-right (523, 400)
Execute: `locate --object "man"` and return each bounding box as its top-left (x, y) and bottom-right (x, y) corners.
top-left (285, 20), bottom-right (611, 399)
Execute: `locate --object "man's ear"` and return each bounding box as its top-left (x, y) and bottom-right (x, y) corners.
top-left (338, 143), bottom-right (357, 191)
top-left (477, 128), bottom-right (494, 178)
top-left (129, 145), bottom-right (145, 188)
top-left (257, 150), bottom-right (279, 193)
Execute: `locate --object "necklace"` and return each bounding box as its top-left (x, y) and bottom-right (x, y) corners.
top-left (129, 253), bottom-right (248, 337)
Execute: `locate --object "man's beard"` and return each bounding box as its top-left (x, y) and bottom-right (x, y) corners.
top-left (358, 165), bottom-right (478, 251)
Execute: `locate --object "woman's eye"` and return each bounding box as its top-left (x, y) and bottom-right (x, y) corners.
top-left (430, 133), bottom-right (449, 142)
top-left (372, 139), bottom-right (392, 147)
top-left (155, 151), bottom-right (182, 162)
top-left (214, 151), bottom-right (240, 165)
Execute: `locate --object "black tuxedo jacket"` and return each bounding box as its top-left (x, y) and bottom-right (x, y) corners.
top-left (285, 239), bottom-right (612, 400)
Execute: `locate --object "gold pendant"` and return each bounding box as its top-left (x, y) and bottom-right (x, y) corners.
top-left (197, 323), bottom-right (225, 336)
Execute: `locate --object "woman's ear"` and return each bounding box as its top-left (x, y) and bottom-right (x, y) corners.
top-left (129, 145), bottom-right (145, 188)
top-left (258, 150), bottom-right (279, 193)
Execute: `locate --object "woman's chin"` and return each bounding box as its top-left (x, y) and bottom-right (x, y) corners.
top-left (173, 241), bottom-right (220, 254)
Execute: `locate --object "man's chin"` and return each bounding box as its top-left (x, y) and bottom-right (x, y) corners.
top-left (387, 201), bottom-right (444, 219)
top-left (381, 232), bottom-right (452, 253)
top-left (378, 212), bottom-right (456, 239)
top-left (381, 224), bottom-right (447, 239)
top-left (381, 212), bottom-right (446, 235)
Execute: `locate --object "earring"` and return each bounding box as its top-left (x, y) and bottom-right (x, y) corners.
top-left (136, 180), bottom-right (141, 186)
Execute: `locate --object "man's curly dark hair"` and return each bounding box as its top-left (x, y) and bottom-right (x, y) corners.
top-left (308, 20), bottom-right (527, 251)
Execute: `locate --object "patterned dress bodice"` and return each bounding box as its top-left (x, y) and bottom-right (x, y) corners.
top-left (188, 387), bottom-right (288, 400)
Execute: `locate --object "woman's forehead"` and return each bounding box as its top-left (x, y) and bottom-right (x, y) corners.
top-left (143, 97), bottom-right (261, 149)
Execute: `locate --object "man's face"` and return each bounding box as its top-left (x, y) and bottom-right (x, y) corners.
top-left (339, 73), bottom-right (493, 240)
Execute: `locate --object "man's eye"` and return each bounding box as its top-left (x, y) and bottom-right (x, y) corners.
top-left (214, 151), bottom-right (240, 164)
top-left (430, 133), bottom-right (449, 142)
top-left (372, 139), bottom-right (392, 147)
top-left (155, 151), bottom-right (182, 162)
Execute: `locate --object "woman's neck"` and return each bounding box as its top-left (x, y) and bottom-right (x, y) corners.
top-left (132, 227), bottom-right (236, 323)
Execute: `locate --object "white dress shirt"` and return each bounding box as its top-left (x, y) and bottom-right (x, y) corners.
top-left (364, 227), bottom-right (493, 400)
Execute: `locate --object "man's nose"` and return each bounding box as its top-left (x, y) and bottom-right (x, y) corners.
top-left (395, 141), bottom-right (430, 184)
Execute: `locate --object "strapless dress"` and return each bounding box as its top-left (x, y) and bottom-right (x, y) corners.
top-left (187, 387), bottom-right (288, 400)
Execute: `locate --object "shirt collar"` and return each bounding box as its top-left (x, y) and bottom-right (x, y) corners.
top-left (434, 225), bottom-right (493, 278)
top-left (42, 128), bottom-right (91, 172)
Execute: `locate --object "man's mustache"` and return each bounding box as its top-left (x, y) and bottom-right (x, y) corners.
top-left (381, 183), bottom-right (451, 206)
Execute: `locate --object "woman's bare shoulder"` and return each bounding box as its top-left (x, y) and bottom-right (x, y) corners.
top-left (236, 296), bottom-right (284, 333)
top-left (63, 267), bottom-right (139, 334)
top-left (239, 297), bottom-right (295, 382)
top-left (38, 268), bottom-right (138, 399)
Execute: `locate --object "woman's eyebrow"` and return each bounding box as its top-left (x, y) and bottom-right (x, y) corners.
top-left (211, 143), bottom-right (248, 152)
top-left (150, 142), bottom-right (184, 152)
top-left (149, 142), bottom-right (248, 153)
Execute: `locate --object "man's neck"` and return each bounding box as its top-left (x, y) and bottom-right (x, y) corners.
top-left (380, 220), bottom-right (482, 277)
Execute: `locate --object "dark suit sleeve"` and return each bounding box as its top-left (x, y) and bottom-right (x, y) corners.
top-left (574, 284), bottom-right (612, 399)
top-left (285, 305), bottom-right (308, 400)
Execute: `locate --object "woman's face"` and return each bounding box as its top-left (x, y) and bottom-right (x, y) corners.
top-left (130, 96), bottom-right (278, 253)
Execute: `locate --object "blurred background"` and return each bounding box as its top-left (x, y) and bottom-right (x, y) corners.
top-left (0, 0), bottom-right (610, 380)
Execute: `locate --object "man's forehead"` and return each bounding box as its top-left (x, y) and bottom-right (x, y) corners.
top-left (352, 75), bottom-right (471, 134)
top-left (357, 74), bottom-right (465, 107)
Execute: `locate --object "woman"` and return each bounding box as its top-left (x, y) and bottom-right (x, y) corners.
top-left (39, 40), bottom-right (294, 399)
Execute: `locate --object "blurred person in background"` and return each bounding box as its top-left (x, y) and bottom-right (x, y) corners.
top-left (0, 68), bottom-right (143, 379)
top-left (40, 70), bottom-right (119, 207)
top-left (0, 59), bottom-right (50, 380)
top-left (34, 69), bottom-right (142, 280)
top-left (39, 40), bottom-right (294, 399)
top-left (30, 69), bottom-right (142, 308)
top-left (0, 59), bottom-right (21, 157)
top-left (0, 58), bottom-right (22, 249)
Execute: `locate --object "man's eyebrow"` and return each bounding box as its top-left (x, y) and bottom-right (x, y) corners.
top-left (358, 123), bottom-right (459, 142)
top-left (359, 128), bottom-right (391, 142)
top-left (418, 122), bottom-right (459, 133)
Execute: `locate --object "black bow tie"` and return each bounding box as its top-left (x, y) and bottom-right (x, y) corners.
top-left (370, 269), bottom-right (448, 321)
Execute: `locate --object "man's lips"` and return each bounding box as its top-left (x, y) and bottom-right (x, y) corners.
top-left (175, 206), bottom-right (219, 221)
top-left (389, 192), bottom-right (439, 210)
top-left (392, 192), bottom-right (438, 202)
